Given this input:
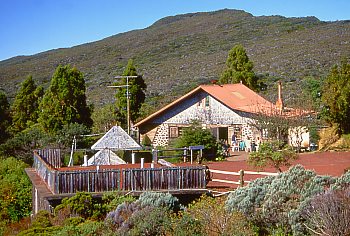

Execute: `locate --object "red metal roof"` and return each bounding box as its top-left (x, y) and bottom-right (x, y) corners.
top-left (200, 84), bottom-right (275, 113)
top-left (135, 83), bottom-right (276, 127)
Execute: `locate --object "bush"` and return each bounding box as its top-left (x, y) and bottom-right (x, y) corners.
top-left (123, 206), bottom-right (172, 236)
top-left (54, 192), bottom-right (102, 221)
top-left (17, 225), bottom-right (62, 236)
top-left (170, 212), bottom-right (204, 236)
top-left (31, 210), bottom-right (53, 228)
top-left (141, 134), bottom-right (152, 147)
top-left (248, 140), bottom-right (298, 172)
top-left (187, 194), bottom-right (255, 236)
top-left (303, 187), bottom-right (350, 235)
top-left (63, 216), bottom-right (85, 226)
top-left (58, 220), bottom-right (105, 236)
top-left (0, 157), bottom-right (32, 225)
top-left (105, 201), bottom-right (141, 231)
top-left (172, 121), bottom-right (218, 162)
top-left (226, 165), bottom-right (336, 235)
top-left (137, 192), bottom-right (181, 211)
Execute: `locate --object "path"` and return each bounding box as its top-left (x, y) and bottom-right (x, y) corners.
top-left (206, 151), bottom-right (350, 190)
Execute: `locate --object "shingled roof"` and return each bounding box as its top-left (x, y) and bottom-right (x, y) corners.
top-left (91, 126), bottom-right (142, 150)
top-left (82, 149), bottom-right (126, 166)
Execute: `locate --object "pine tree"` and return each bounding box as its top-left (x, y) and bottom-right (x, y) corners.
top-left (322, 59), bottom-right (350, 134)
top-left (114, 59), bottom-right (146, 126)
top-left (11, 76), bottom-right (43, 133)
top-left (38, 65), bottom-right (93, 133)
top-left (219, 44), bottom-right (258, 90)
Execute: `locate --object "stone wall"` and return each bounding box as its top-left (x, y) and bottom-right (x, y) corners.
top-left (145, 91), bottom-right (254, 147)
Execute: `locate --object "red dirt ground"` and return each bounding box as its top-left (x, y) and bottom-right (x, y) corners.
top-left (206, 151), bottom-right (350, 189)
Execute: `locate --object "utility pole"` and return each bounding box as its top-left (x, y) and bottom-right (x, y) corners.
top-left (108, 75), bottom-right (137, 134)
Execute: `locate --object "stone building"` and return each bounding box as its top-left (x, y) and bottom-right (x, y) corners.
top-left (135, 83), bottom-right (280, 147)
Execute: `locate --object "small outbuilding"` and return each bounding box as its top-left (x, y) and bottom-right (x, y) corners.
top-left (83, 126), bottom-right (142, 166)
top-left (82, 148), bottom-right (126, 166)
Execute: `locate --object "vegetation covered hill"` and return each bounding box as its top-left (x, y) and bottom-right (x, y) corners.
top-left (1, 9), bottom-right (349, 109)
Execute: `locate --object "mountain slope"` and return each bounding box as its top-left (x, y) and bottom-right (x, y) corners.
top-left (1, 9), bottom-right (349, 108)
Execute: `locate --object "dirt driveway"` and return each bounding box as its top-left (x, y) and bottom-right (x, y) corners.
top-left (206, 151), bottom-right (350, 189)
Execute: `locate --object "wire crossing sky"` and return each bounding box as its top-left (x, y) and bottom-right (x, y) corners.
top-left (1, 0), bottom-right (349, 61)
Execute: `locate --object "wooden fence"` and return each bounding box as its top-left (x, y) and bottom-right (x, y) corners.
top-left (33, 150), bottom-right (209, 194)
top-left (210, 169), bottom-right (278, 187)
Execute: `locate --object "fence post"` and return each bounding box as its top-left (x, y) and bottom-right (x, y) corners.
top-left (152, 149), bottom-right (158, 163)
top-left (183, 149), bottom-right (187, 163)
top-left (239, 169), bottom-right (244, 187)
top-left (141, 158), bottom-right (144, 169)
top-left (132, 152), bottom-right (136, 164)
top-left (84, 155), bottom-right (88, 166)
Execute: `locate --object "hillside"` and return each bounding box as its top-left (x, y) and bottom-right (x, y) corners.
top-left (1, 9), bottom-right (350, 109)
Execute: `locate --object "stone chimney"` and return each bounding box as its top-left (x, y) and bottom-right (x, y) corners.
top-left (275, 81), bottom-right (284, 111)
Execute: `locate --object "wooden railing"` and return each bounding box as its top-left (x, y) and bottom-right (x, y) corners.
top-left (33, 151), bottom-right (58, 193)
top-left (57, 168), bottom-right (121, 194)
top-left (36, 149), bottom-right (62, 168)
top-left (33, 150), bottom-right (209, 194)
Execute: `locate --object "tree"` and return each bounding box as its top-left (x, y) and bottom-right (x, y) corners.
top-left (0, 91), bottom-right (11, 143)
top-left (114, 59), bottom-right (146, 127)
top-left (38, 65), bottom-right (93, 134)
top-left (322, 59), bottom-right (350, 134)
top-left (173, 121), bottom-right (218, 161)
top-left (219, 44), bottom-right (258, 90)
top-left (11, 76), bottom-right (43, 133)
top-left (0, 124), bottom-right (52, 163)
top-left (91, 104), bottom-right (117, 133)
top-left (248, 90), bottom-right (318, 151)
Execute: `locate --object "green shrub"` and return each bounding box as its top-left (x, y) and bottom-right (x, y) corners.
top-left (17, 226), bottom-right (62, 236)
top-left (58, 220), bottom-right (105, 236)
top-left (331, 170), bottom-right (350, 190)
top-left (248, 140), bottom-right (298, 172)
top-left (187, 194), bottom-right (255, 236)
top-left (31, 210), bottom-right (53, 228)
top-left (172, 121), bottom-right (218, 162)
top-left (137, 191), bottom-right (181, 211)
top-left (55, 192), bottom-right (101, 220)
top-left (170, 212), bottom-right (204, 236)
top-left (102, 190), bottom-right (135, 213)
top-left (124, 206), bottom-right (172, 236)
top-left (226, 165), bottom-right (335, 235)
top-left (0, 157), bottom-right (32, 224)
top-left (63, 216), bottom-right (85, 226)
top-left (141, 134), bottom-right (152, 147)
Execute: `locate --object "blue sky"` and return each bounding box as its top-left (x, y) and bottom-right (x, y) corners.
top-left (1, 0), bottom-right (349, 61)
